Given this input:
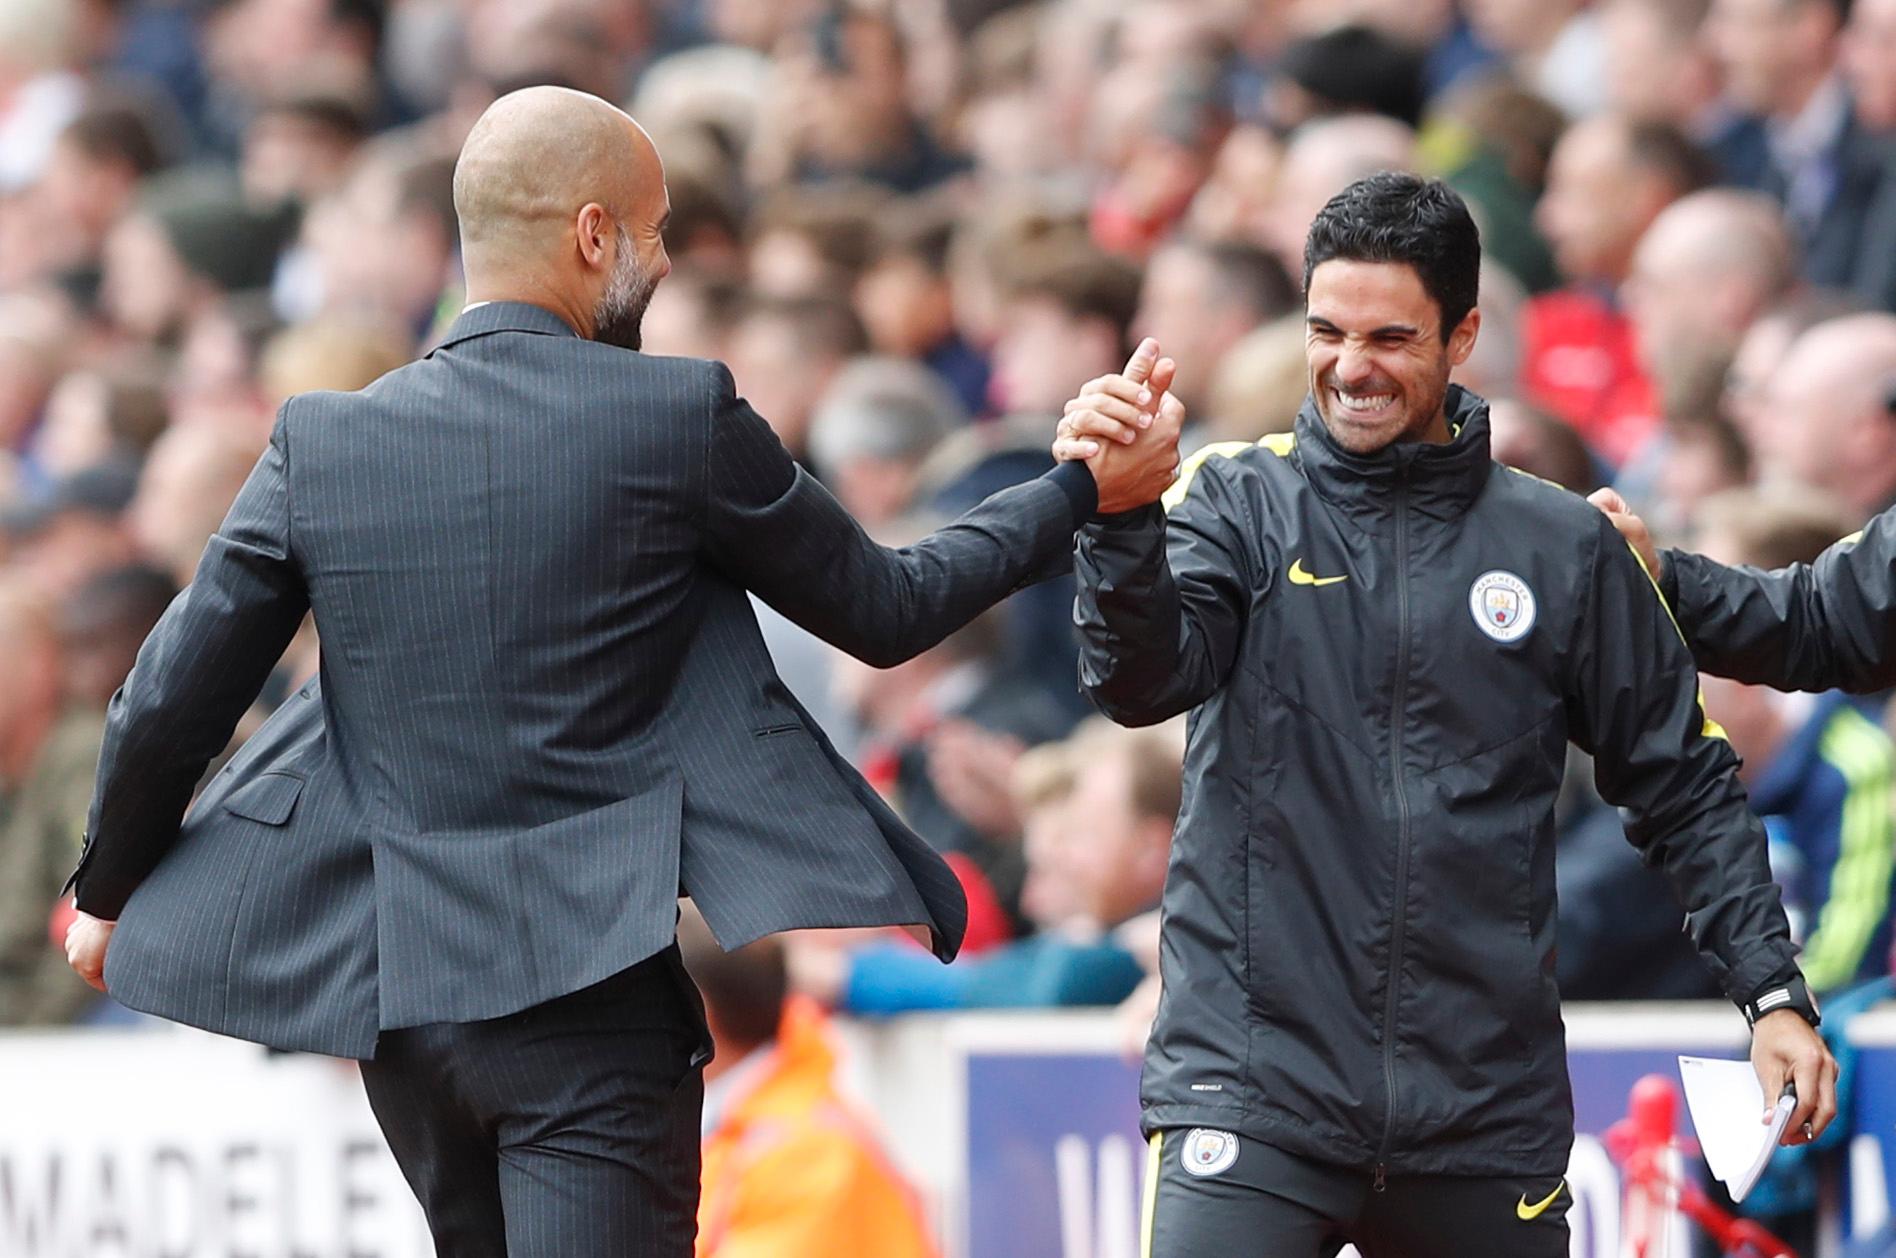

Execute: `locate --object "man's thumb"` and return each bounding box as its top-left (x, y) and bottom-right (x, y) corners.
top-left (1123, 337), bottom-right (1160, 385)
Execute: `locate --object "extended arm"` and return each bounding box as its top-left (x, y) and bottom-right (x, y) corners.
top-left (70, 414), bottom-right (309, 920)
top-left (700, 361), bottom-right (1098, 668)
top-left (1074, 451), bottom-right (1252, 725)
top-left (1591, 487), bottom-right (1896, 693)
top-left (702, 346), bottom-right (1180, 669)
top-left (1664, 509), bottom-right (1896, 692)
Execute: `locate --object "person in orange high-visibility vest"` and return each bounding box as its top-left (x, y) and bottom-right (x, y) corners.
top-left (681, 909), bottom-right (937, 1258)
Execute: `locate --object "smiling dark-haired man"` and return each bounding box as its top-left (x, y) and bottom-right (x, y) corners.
top-left (1054, 171), bottom-right (1835, 1257)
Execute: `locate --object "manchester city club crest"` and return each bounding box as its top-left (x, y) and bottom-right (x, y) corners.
top-left (1180, 1128), bottom-right (1240, 1178)
top-left (1469, 570), bottom-right (1536, 644)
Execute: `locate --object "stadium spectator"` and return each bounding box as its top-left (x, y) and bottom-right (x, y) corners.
top-left (239, 88), bottom-right (368, 209)
top-left (1465, 0), bottom-right (1610, 119)
top-left (679, 909), bottom-right (937, 1258)
top-left (1486, 399), bottom-right (1603, 493)
top-left (1695, 486), bottom-right (1895, 996)
top-left (1132, 237), bottom-right (1296, 427)
top-left (1425, 76), bottom-right (1565, 295)
top-left (756, 9), bottom-right (966, 194)
top-left (0, 581), bottom-right (100, 1026)
top-left (807, 357), bottom-right (963, 525)
top-left (1622, 189), bottom-right (1799, 417)
top-left (854, 201), bottom-right (989, 414)
top-left (1651, 412), bottom-right (1754, 539)
top-left (1261, 114), bottom-right (1417, 280)
top-left (745, 184), bottom-right (889, 302)
top-left (1201, 315), bottom-right (1310, 445)
top-left (1832, 0), bottom-right (1896, 310)
top-left (29, 358), bottom-right (169, 482)
top-left (1598, 0), bottom-right (1730, 139)
top-left (640, 262), bottom-right (748, 362)
top-left (1526, 116), bottom-right (1712, 462)
top-left (125, 422), bottom-right (267, 590)
top-left (989, 242), bottom-right (1142, 421)
top-left (726, 293), bottom-right (868, 464)
top-left (1749, 314), bottom-right (1896, 521)
top-left (258, 316), bottom-right (411, 404)
top-left (1185, 124), bottom-right (1283, 248)
top-left (299, 151), bottom-right (459, 334)
top-left (1706, 0), bottom-right (1854, 253)
top-left (100, 180), bottom-right (290, 344)
top-left (813, 717), bottom-right (1179, 1015)
top-left (57, 564), bottom-right (176, 711)
top-left (4, 463), bottom-right (139, 604)
top-left (32, 98), bottom-right (169, 281)
top-left (1266, 24), bottom-right (1427, 132)
top-left (1085, 53), bottom-right (1228, 257)
top-left (833, 609), bottom-right (1074, 922)
top-left (196, 0), bottom-right (398, 159)
top-left (1723, 289), bottom-right (1871, 456)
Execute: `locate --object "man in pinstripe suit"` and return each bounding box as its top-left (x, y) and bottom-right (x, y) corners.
top-left (58, 87), bottom-right (1184, 1255)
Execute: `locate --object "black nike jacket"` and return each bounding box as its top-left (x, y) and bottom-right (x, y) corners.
top-left (1075, 387), bottom-right (1801, 1177)
top-left (1664, 505), bottom-right (1896, 693)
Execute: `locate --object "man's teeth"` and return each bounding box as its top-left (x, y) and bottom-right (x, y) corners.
top-left (1334, 390), bottom-right (1394, 413)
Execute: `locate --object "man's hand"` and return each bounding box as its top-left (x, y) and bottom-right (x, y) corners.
top-left (1587, 488), bottom-right (1662, 581)
top-left (1751, 1008), bottom-right (1838, 1145)
top-left (926, 719), bottom-right (1025, 840)
top-left (1053, 338), bottom-right (1185, 514)
top-left (64, 910), bottom-right (115, 993)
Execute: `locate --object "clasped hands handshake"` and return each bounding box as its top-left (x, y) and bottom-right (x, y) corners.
top-left (1051, 337), bottom-right (1187, 515)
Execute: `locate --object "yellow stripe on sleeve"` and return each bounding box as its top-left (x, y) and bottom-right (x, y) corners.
top-left (1161, 433), bottom-right (1296, 512)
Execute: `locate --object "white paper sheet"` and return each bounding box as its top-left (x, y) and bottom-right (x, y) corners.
top-left (1678, 1055), bottom-right (1796, 1203)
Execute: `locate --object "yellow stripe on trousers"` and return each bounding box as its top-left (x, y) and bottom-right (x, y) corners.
top-left (1141, 1131), bottom-right (1163, 1258)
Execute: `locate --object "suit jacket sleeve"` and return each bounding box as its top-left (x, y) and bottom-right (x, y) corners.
top-left (71, 409), bottom-right (311, 918)
top-left (699, 361), bottom-right (1096, 667)
top-left (1073, 457), bottom-right (1251, 726)
top-left (1567, 518), bottom-right (1800, 1010)
top-left (1663, 508), bottom-right (1896, 693)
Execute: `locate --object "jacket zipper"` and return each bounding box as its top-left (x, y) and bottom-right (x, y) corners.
top-left (1375, 474), bottom-right (1414, 1191)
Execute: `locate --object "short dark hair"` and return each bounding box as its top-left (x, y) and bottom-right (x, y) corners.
top-left (63, 563), bottom-right (178, 646)
top-left (390, 153), bottom-right (459, 242)
top-left (1302, 172), bottom-right (1481, 342)
top-left (1006, 242), bottom-right (1144, 355)
top-left (1183, 239), bottom-right (1297, 322)
top-left (61, 103), bottom-right (164, 177)
top-left (740, 293), bottom-right (870, 359)
top-left (1624, 121), bottom-right (1716, 196)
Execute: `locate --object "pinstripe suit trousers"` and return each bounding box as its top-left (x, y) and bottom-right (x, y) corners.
top-left (359, 947), bottom-right (711, 1256)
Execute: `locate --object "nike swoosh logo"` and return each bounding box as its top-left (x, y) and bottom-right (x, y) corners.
top-left (1287, 558), bottom-right (1347, 587)
top-left (1517, 1181), bottom-right (1565, 1220)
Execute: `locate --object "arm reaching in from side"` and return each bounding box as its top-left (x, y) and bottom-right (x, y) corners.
top-left (702, 340), bottom-right (1182, 667)
top-left (1589, 488), bottom-right (1896, 693)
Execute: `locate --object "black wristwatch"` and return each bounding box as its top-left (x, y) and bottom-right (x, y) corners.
top-left (1743, 974), bottom-right (1821, 1029)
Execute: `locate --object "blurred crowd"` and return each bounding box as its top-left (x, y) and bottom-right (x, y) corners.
top-left (5, 0), bottom-right (1896, 1187)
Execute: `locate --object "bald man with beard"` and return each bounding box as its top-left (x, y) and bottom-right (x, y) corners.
top-left (61, 88), bottom-right (1185, 1255)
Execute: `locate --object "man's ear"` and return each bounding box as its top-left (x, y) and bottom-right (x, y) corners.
top-left (575, 203), bottom-right (612, 270)
top-left (1447, 306), bottom-right (1482, 368)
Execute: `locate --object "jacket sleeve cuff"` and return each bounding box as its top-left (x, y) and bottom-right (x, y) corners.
top-left (1044, 460), bottom-right (1099, 526)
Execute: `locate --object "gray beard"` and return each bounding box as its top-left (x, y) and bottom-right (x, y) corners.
top-left (594, 225), bottom-right (657, 351)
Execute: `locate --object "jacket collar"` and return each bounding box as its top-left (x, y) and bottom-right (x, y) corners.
top-left (1292, 384), bottom-right (1494, 525)
top-left (427, 301), bottom-right (583, 354)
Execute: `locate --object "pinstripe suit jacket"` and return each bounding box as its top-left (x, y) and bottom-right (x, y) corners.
top-left (69, 302), bottom-right (1094, 1058)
